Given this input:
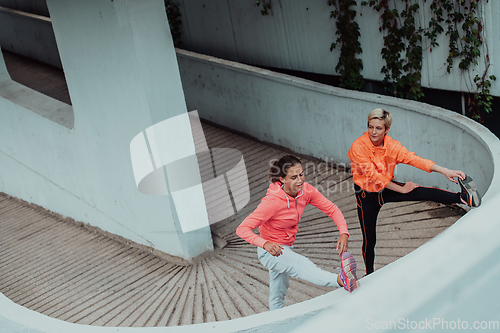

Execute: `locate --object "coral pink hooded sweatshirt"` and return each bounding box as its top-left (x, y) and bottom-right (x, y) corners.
top-left (236, 182), bottom-right (349, 248)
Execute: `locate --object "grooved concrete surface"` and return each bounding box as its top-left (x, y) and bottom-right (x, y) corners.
top-left (0, 123), bottom-right (464, 326)
top-left (0, 50), bottom-right (465, 327)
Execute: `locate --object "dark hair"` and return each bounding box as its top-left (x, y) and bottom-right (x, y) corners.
top-left (269, 155), bottom-right (302, 183)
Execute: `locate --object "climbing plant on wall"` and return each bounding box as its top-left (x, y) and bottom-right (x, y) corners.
top-left (255, 0), bottom-right (365, 90)
top-left (362, 0), bottom-right (424, 100)
top-left (436, 0), bottom-right (496, 121)
top-left (252, 0), bottom-right (496, 122)
top-left (362, 0), bottom-right (495, 121)
top-left (255, 0), bottom-right (273, 15)
top-left (328, 0), bottom-right (364, 90)
top-left (165, 0), bottom-right (182, 47)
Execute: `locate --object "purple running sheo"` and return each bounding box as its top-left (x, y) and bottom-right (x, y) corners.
top-left (339, 252), bottom-right (360, 292)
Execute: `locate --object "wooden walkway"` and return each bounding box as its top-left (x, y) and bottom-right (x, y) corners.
top-left (1, 50), bottom-right (72, 105)
top-left (0, 50), bottom-right (465, 327)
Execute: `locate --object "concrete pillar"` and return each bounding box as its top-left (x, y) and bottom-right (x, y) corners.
top-left (0, 50), bottom-right (9, 81)
top-left (44, 0), bottom-right (213, 259)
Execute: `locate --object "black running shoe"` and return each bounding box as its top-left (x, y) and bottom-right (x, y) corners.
top-left (458, 175), bottom-right (481, 207)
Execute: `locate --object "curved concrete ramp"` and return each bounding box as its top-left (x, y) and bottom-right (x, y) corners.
top-left (0, 121), bottom-right (464, 329)
top-left (1, 44), bottom-right (491, 332)
top-left (292, 193), bottom-right (500, 332)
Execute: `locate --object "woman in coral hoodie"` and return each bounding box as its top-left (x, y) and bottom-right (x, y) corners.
top-left (348, 108), bottom-right (481, 275)
top-left (236, 155), bottom-right (359, 311)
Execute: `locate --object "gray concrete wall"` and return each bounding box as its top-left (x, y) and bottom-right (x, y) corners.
top-left (176, 0), bottom-right (499, 97)
top-left (177, 49), bottom-right (493, 195)
top-left (0, 0), bottom-right (213, 260)
top-left (0, 6), bottom-right (61, 68)
top-left (0, 45), bottom-right (9, 81)
top-left (0, 0), bottom-right (49, 16)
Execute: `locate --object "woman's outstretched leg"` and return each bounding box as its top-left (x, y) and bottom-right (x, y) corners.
top-left (382, 183), bottom-right (461, 205)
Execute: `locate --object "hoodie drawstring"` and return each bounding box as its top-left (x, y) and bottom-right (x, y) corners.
top-left (280, 183), bottom-right (303, 210)
top-left (281, 183), bottom-right (291, 209)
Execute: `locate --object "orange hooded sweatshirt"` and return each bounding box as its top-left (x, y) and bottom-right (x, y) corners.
top-left (236, 182), bottom-right (349, 248)
top-left (348, 132), bottom-right (435, 192)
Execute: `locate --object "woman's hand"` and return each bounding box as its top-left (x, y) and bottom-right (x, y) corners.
top-left (386, 181), bottom-right (419, 194)
top-left (263, 242), bottom-right (284, 257)
top-left (431, 164), bottom-right (465, 183)
top-left (441, 169), bottom-right (465, 183)
top-left (401, 181), bottom-right (419, 193)
top-left (336, 234), bottom-right (349, 256)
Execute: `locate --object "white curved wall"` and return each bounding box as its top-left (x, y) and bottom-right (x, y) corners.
top-left (293, 192), bottom-right (500, 332)
top-left (177, 49), bottom-right (493, 195)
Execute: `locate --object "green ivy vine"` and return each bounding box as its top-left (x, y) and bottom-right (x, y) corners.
top-left (362, 0), bottom-right (495, 120)
top-left (435, 0), bottom-right (496, 120)
top-left (255, 0), bottom-right (272, 16)
top-left (362, 0), bottom-right (426, 100)
top-left (165, 0), bottom-right (182, 47)
top-left (164, 0), bottom-right (496, 120)
top-left (251, 1), bottom-right (496, 122)
top-left (328, 0), bottom-right (364, 90)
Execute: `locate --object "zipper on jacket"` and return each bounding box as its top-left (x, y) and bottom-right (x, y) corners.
top-left (294, 197), bottom-right (299, 220)
top-left (294, 191), bottom-right (303, 221)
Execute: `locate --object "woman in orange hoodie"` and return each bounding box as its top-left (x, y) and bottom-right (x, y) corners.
top-left (348, 109), bottom-right (481, 275)
top-left (236, 155), bottom-right (359, 310)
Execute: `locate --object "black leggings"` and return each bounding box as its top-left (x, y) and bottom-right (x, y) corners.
top-left (355, 182), bottom-right (461, 275)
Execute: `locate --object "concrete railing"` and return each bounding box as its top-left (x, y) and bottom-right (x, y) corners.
top-left (2, 49), bottom-right (500, 332)
top-left (0, 6), bottom-right (61, 68)
top-left (177, 49), bottom-right (494, 195)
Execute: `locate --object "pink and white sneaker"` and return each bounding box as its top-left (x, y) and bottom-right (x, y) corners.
top-left (458, 175), bottom-right (481, 207)
top-left (339, 252), bottom-right (360, 292)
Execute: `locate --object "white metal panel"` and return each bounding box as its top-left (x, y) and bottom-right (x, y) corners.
top-left (179, 0), bottom-right (239, 62)
top-left (227, 0), bottom-right (291, 68)
top-left (280, 0), bottom-right (338, 74)
top-left (178, 0), bottom-right (499, 97)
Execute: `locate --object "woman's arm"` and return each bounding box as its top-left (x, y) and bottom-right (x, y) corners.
top-left (430, 164), bottom-right (465, 183)
top-left (306, 184), bottom-right (350, 256)
top-left (385, 180), bottom-right (419, 193)
top-left (386, 164), bottom-right (465, 194)
top-left (236, 201), bottom-right (284, 257)
top-left (236, 198), bottom-right (275, 249)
